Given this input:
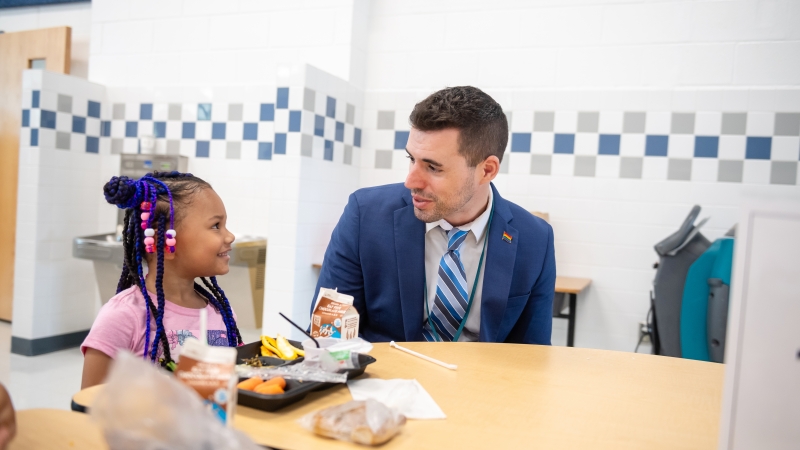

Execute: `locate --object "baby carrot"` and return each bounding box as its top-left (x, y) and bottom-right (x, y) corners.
top-left (254, 383), bottom-right (284, 395)
top-left (237, 376), bottom-right (263, 391)
top-left (261, 376), bottom-right (287, 390)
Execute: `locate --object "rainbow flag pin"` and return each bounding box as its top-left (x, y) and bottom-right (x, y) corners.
top-left (502, 231), bottom-right (512, 243)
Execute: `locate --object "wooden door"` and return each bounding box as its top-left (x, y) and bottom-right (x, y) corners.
top-left (0, 27), bottom-right (71, 321)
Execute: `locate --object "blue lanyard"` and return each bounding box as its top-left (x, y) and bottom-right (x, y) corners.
top-left (424, 201), bottom-right (495, 342)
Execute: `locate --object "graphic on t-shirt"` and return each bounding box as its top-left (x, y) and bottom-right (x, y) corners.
top-left (206, 330), bottom-right (230, 346)
top-left (166, 329), bottom-right (196, 350)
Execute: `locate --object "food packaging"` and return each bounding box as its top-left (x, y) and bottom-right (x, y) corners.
top-left (299, 399), bottom-right (406, 446)
top-left (310, 288), bottom-right (359, 339)
top-left (175, 338), bottom-right (238, 425)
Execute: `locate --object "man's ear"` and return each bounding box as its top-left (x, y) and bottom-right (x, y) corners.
top-left (481, 155), bottom-right (500, 183)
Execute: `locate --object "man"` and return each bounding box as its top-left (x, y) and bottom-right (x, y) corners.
top-left (313, 86), bottom-right (555, 344)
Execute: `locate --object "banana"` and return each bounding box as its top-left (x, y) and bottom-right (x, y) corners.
top-left (276, 334), bottom-right (297, 360)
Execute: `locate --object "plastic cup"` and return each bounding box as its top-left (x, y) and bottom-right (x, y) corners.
top-left (301, 338), bottom-right (339, 361)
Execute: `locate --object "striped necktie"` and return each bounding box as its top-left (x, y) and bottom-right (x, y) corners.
top-left (423, 228), bottom-right (470, 342)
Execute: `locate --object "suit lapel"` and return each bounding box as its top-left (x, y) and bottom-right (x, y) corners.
top-left (479, 184), bottom-right (517, 342)
top-left (394, 196), bottom-right (426, 341)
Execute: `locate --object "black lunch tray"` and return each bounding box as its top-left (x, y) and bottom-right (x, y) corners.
top-left (236, 340), bottom-right (376, 412)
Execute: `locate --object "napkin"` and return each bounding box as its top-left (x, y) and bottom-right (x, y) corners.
top-left (347, 379), bottom-right (446, 420)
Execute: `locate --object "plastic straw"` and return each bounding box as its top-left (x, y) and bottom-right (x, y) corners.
top-left (200, 308), bottom-right (208, 346)
top-left (389, 341), bottom-right (457, 370)
top-left (279, 312), bottom-right (320, 348)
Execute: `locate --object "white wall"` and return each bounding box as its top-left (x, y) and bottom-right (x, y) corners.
top-left (0, 2), bottom-right (92, 78)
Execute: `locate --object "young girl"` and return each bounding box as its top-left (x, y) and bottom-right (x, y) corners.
top-left (81, 171), bottom-right (242, 388)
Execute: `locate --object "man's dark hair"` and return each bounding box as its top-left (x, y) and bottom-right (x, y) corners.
top-left (409, 86), bottom-right (508, 167)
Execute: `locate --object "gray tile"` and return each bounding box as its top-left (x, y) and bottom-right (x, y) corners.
top-left (530, 154), bottom-right (552, 175)
top-left (346, 104), bottom-right (355, 125)
top-left (55, 131), bottom-right (70, 150)
top-left (303, 88), bottom-right (315, 112)
top-left (228, 104), bottom-right (243, 121)
top-left (226, 141), bottom-right (241, 159)
top-left (166, 139), bottom-right (180, 155)
top-left (574, 155), bottom-right (596, 177)
top-left (499, 154), bottom-right (509, 174)
top-left (168, 103), bottom-right (182, 121)
top-left (718, 160), bottom-right (743, 182)
top-left (377, 111), bottom-right (395, 130)
top-left (774, 113), bottom-right (800, 136)
top-left (667, 158), bottom-right (692, 180)
top-left (343, 144), bottom-right (353, 165)
top-left (57, 94), bottom-right (72, 113)
top-left (721, 113), bottom-right (746, 135)
top-left (111, 138), bottom-right (123, 154)
top-left (770, 161), bottom-right (798, 185)
top-left (620, 157), bottom-right (643, 179)
top-left (623, 112), bottom-right (646, 133)
top-left (671, 113), bottom-right (695, 134)
top-left (301, 134), bottom-right (313, 157)
top-left (577, 112), bottom-right (599, 133)
top-left (112, 103), bottom-right (125, 120)
top-left (375, 150), bottom-right (393, 169)
top-left (533, 112), bottom-right (555, 132)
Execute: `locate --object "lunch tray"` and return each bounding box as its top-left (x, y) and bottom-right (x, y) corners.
top-left (235, 340), bottom-right (376, 412)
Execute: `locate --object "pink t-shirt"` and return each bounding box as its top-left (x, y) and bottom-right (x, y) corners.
top-left (81, 286), bottom-right (237, 361)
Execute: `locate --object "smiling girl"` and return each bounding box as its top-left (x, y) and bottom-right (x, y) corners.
top-left (81, 172), bottom-right (242, 388)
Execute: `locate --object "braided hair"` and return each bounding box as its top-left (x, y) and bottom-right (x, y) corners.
top-left (104, 171), bottom-right (243, 368)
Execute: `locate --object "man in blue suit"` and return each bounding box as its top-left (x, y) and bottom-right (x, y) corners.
top-left (313, 86), bottom-right (555, 344)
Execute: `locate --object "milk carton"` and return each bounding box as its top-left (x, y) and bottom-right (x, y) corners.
top-left (311, 288), bottom-right (360, 340)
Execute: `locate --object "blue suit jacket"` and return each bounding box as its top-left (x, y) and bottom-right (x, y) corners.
top-left (312, 183), bottom-right (556, 344)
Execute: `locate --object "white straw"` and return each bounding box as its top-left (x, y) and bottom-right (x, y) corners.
top-left (390, 341), bottom-right (457, 370)
top-left (199, 308), bottom-right (208, 346)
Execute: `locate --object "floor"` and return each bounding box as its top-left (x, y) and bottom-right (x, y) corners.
top-left (0, 322), bottom-right (262, 411)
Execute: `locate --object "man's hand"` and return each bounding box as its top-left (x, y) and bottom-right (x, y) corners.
top-left (0, 383), bottom-right (16, 450)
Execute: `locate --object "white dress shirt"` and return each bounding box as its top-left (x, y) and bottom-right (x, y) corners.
top-left (423, 190), bottom-right (494, 342)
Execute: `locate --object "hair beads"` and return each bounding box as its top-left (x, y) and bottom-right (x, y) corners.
top-left (103, 171), bottom-right (242, 368)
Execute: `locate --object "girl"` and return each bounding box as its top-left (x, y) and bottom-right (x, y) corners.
top-left (81, 171), bottom-right (242, 388)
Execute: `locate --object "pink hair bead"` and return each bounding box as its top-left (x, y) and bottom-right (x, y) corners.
top-left (140, 212), bottom-right (150, 220)
top-left (141, 201), bottom-right (151, 210)
top-left (140, 222), bottom-right (147, 230)
top-left (144, 237), bottom-right (155, 246)
top-left (166, 238), bottom-right (176, 246)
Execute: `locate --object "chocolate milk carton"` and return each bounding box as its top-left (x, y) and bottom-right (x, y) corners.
top-left (175, 339), bottom-right (237, 425)
top-left (311, 288), bottom-right (360, 339)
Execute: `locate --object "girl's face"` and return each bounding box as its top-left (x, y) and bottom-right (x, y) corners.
top-left (171, 188), bottom-right (235, 277)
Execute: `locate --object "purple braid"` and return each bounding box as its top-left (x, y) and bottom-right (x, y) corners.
top-left (143, 176), bottom-right (175, 230)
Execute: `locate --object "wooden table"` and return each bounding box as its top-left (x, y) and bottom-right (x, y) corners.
top-left (73, 342), bottom-right (724, 449)
top-left (554, 276), bottom-right (592, 347)
top-left (9, 409), bottom-right (108, 450)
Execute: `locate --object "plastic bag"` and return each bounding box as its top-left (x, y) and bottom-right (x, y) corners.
top-left (299, 399), bottom-right (406, 446)
top-left (90, 351), bottom-right (260, 450)
top-left (235, 359), bottom-right (348, 383)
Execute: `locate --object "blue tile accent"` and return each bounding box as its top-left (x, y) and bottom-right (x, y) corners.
top-left (598, 134), bottom-right (621, 155)
top-left (324, 139), bottom-right (334, 161)
top-left (511, 133), bottom-right (531, 153)
top-left (258, 142), bottom-right (273, 160)
top-left (354, 128), bottom-right (362, 147)
top-left (395, 131), bottom-right (410, 150)
top-left (645, 135), bottom-right (669, 157)
top-left (326, 96), bottom-right (336, 118)
top-left (212, 122), bottom-right (226, 140)
top-left (140, 103), bottom-right (153, 120)
top-left (125, 121), bottom-right (138, 138)
top-left (197, 103), bottom-right (212, 121)
top-left (87, 101), bottom-right (101, 118)
top-left (40, 110), bottom-right (56, 129)
top-left (335, 121), bottom-right (344, 142)
top-left (22, 109), bottom-right (29, 127)
top-left (275, 133), bottom-right (287, 154)
top-left (554, 134), bottom-right (575, 154)
top-left (86, 136), bottom-right (99, 154)
top-left (694, 136), bottom-right (719, 158)
top-left (260, 103), bottom-right (275, 121)
top-left (243, 123), bottom-right (258, 141)
top-left (746, 137), bottom-right (771, 160)
top-left (101, 121), bottom-right (111, 137)
top-left (314, 115), bottom-right (325, 137)
top-left (32, 90), bottom-right (40, 108)
top-left (154, 122), bottom-right (166, 138)
top-left (276, 87), bottom-right (289, 109)
top-left (72, 116), bottom-right (86, 134)
top-left (30, 128), bottom-right (38, 146)
top-left (182, 122), bottom-right (196, 139)
top-left (196, 141), bottom-right (210, 157)
top-left (289, 111), bottom-right (302, 132)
